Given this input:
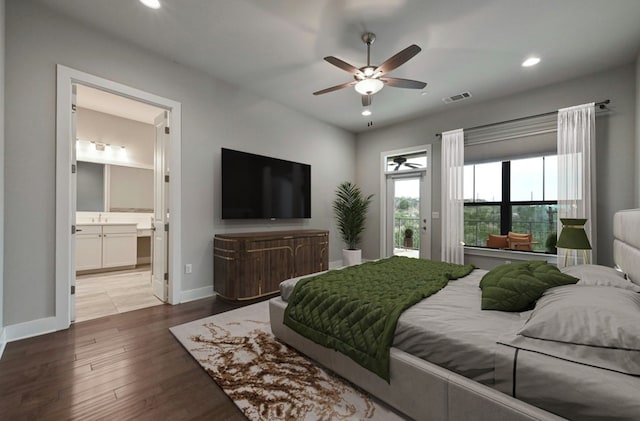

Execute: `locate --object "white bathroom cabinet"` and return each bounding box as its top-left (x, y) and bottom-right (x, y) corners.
top-left (76, 224), bottom-right (137, 272)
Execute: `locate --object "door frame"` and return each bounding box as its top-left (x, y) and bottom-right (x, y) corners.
top-left (379, 145), bottom-right (432, 259)
top-left (55, 65), bottom-right (182, 330)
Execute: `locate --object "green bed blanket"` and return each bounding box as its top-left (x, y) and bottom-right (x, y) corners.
top-left (283, 256), bottom-right (475, 381)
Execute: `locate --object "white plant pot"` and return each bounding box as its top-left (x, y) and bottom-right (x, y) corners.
top-left (342, 249), bottom-right (362, 267)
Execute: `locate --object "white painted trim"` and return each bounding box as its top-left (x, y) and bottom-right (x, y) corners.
top-left (77, 156), bottom-right (154, 170)
top-left (56, 67), bottom-right (73, 331)
top-left (464, 246), bottom-right (558, 264)
top-left (4, 317), bottom-right (58, 342)
top-left (56, 65), bottom-right (183, 335)
top-left (0, 328), bottom-right (6, 359)
top-left (168, 103), bottom-right (182, 305)
top-left (180, 285), bottom-right (214, 303)
top-left (380, 145), bottom-right (432, 259)
top-left (329, 259), bottom-right (343, 269)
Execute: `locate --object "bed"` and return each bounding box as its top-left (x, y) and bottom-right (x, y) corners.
top-left (269, 209), bottom-right (640, 421)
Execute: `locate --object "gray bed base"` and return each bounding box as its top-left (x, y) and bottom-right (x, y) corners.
top-left (270, 297), bottom-right (563, 421)
top-left (270, 208), bottom-right (640, 420)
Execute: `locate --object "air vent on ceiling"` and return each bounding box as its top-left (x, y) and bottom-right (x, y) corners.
top-left (442, 91), bottom-right (472, 104)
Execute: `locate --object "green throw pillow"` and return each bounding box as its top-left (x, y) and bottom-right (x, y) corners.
top-left (480, 261), bottom-right (578, 312)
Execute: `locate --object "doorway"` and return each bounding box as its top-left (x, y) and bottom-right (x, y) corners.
top-left (381, 146), bottom-right (432, 259)
top-left (73, 85), bottom-right (166, 322)
top-left (55, 65), bottom-right (182, 331)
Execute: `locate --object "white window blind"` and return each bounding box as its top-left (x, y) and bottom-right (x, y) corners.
top-left (464, 114), bottom-right (557, 164)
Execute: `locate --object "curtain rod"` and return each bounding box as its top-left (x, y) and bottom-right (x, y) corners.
top-left (435, 99), bottom-right (610, 137)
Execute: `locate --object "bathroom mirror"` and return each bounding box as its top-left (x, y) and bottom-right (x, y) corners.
top-left (77, 161), bottom-right (153, 212)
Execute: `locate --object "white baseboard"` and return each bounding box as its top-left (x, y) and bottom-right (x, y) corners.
top-left (329, 260), bottom-right (343, 269)
top-left (180, 285), bottom-right (214, 303)
top-left (0, 328), bottom-right (6, 359)
top-left (4, 316), bottom-right (59, 343)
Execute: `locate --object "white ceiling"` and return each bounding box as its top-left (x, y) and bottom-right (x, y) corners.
top-left (37, 0), bottom-right (640, 133)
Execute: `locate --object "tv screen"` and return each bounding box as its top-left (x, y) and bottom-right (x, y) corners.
top-left (221, 148), bottom-right (311, 219)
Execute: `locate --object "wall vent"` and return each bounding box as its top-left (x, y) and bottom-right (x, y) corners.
top-left (442, 91), bottom-right (472, 104)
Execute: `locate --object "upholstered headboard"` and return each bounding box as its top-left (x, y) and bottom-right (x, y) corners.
top-left (613, 208), bottom-right (640, 284)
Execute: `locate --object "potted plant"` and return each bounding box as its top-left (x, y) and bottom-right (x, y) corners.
top-left (545, 232), bottom-right (557, 254)
top-left (333, 181), bottom-right (373, 266)
top-left (403, 228), bottom-right (414, 249)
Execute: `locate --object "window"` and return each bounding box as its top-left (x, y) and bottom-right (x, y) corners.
top-left (464, 155), bottom-right (557, 253)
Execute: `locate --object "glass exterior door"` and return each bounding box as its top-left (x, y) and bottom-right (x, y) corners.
top-left (392, 178), bottom-right (421, 258)
top-left (383, 147), bottom-right (431, 259)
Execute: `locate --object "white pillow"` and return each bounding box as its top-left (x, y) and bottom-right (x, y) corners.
top-left (518, 285), bottom-right (640, 350)
top-left (561, 264), bottom-right (640, 292)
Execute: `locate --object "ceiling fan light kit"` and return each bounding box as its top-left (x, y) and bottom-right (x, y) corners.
top-left (139, 0), bottom-right (161, 9)
top-left (313, 32), bottom-right (427, 110)
top-left (355, 78), bottom-right (384, 95)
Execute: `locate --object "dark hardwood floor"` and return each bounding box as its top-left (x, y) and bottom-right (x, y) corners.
top-left (0, 296), bottom-right (264, 420)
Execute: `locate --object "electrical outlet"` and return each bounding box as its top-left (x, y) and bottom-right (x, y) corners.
top-left (185, 264), bottom-right (192, 274)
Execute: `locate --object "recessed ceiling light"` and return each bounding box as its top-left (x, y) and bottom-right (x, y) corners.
top-left (522, 57), bottom-right (541, 67)
top-left (140, 0), bottom-right (161, 9)
top-left (361, 108), bottom-right (372, 116)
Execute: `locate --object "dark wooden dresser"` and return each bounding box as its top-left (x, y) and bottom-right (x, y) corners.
top-left (213, 229), bottom-right (329, 300)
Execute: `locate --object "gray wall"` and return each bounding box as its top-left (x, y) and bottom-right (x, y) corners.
top-left (637, 54), bottom-right (640, 207)
top-left (4, 0), bottom-right (355, 325)
top-left (0, 0), bottom-right (5, 335)
top-left (356, 64), bottom-right (637, 267)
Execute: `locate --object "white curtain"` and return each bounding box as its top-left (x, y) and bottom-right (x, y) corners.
top-left (441, 128), bottom-right (465, 264)
top-left (557, 103), bottom-right (596, 264)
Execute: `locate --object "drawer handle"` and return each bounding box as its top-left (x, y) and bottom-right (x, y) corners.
top-left (76, 229), bottom-right (83, 232)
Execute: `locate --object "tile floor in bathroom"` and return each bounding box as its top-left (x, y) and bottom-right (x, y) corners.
top-left (75, 267), bottom-right (164, 322)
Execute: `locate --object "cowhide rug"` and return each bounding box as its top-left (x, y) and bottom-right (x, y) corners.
top-left (170, 301), bottom-right (406, 420)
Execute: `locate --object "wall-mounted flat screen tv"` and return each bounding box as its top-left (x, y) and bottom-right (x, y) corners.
top-left (221, 148), bottom-right (311, 219)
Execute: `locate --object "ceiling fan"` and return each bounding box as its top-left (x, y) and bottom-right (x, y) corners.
top-left (390, 157), bottom-right (422, 171)
top-left (313, 32), bottom-right (427, 107)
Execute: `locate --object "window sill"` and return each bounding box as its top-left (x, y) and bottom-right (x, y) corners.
top-left (464, 246), bottom-right (558, 264)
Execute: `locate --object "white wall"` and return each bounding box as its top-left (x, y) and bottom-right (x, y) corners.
top-left (0, 0), bottom-right (6, 348)
top-left (76, 107), bottom-right (155, 169)
top-left (356, 64), bottom-right (637, 267)
top-left (4, 0), bottom-right (355, 326)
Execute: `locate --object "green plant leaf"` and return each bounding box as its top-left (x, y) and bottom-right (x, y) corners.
top-left (333, 181), bottom-right (373, 249)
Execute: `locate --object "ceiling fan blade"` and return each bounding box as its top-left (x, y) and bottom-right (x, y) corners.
top-left (380, 77), bottom-right (427, 89)
top-left (313, 81), bottom-right (356, 96)
top-left (374, 44), bottom-right (421, 75)
top-left (362, 94), bottom-right (371, 107)
top-left (324, 56), bottom-right (364, 77)
top-left (405, 163), bottom-right (421, 168)
top-left (394, 163), bottom-right (401, 171)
